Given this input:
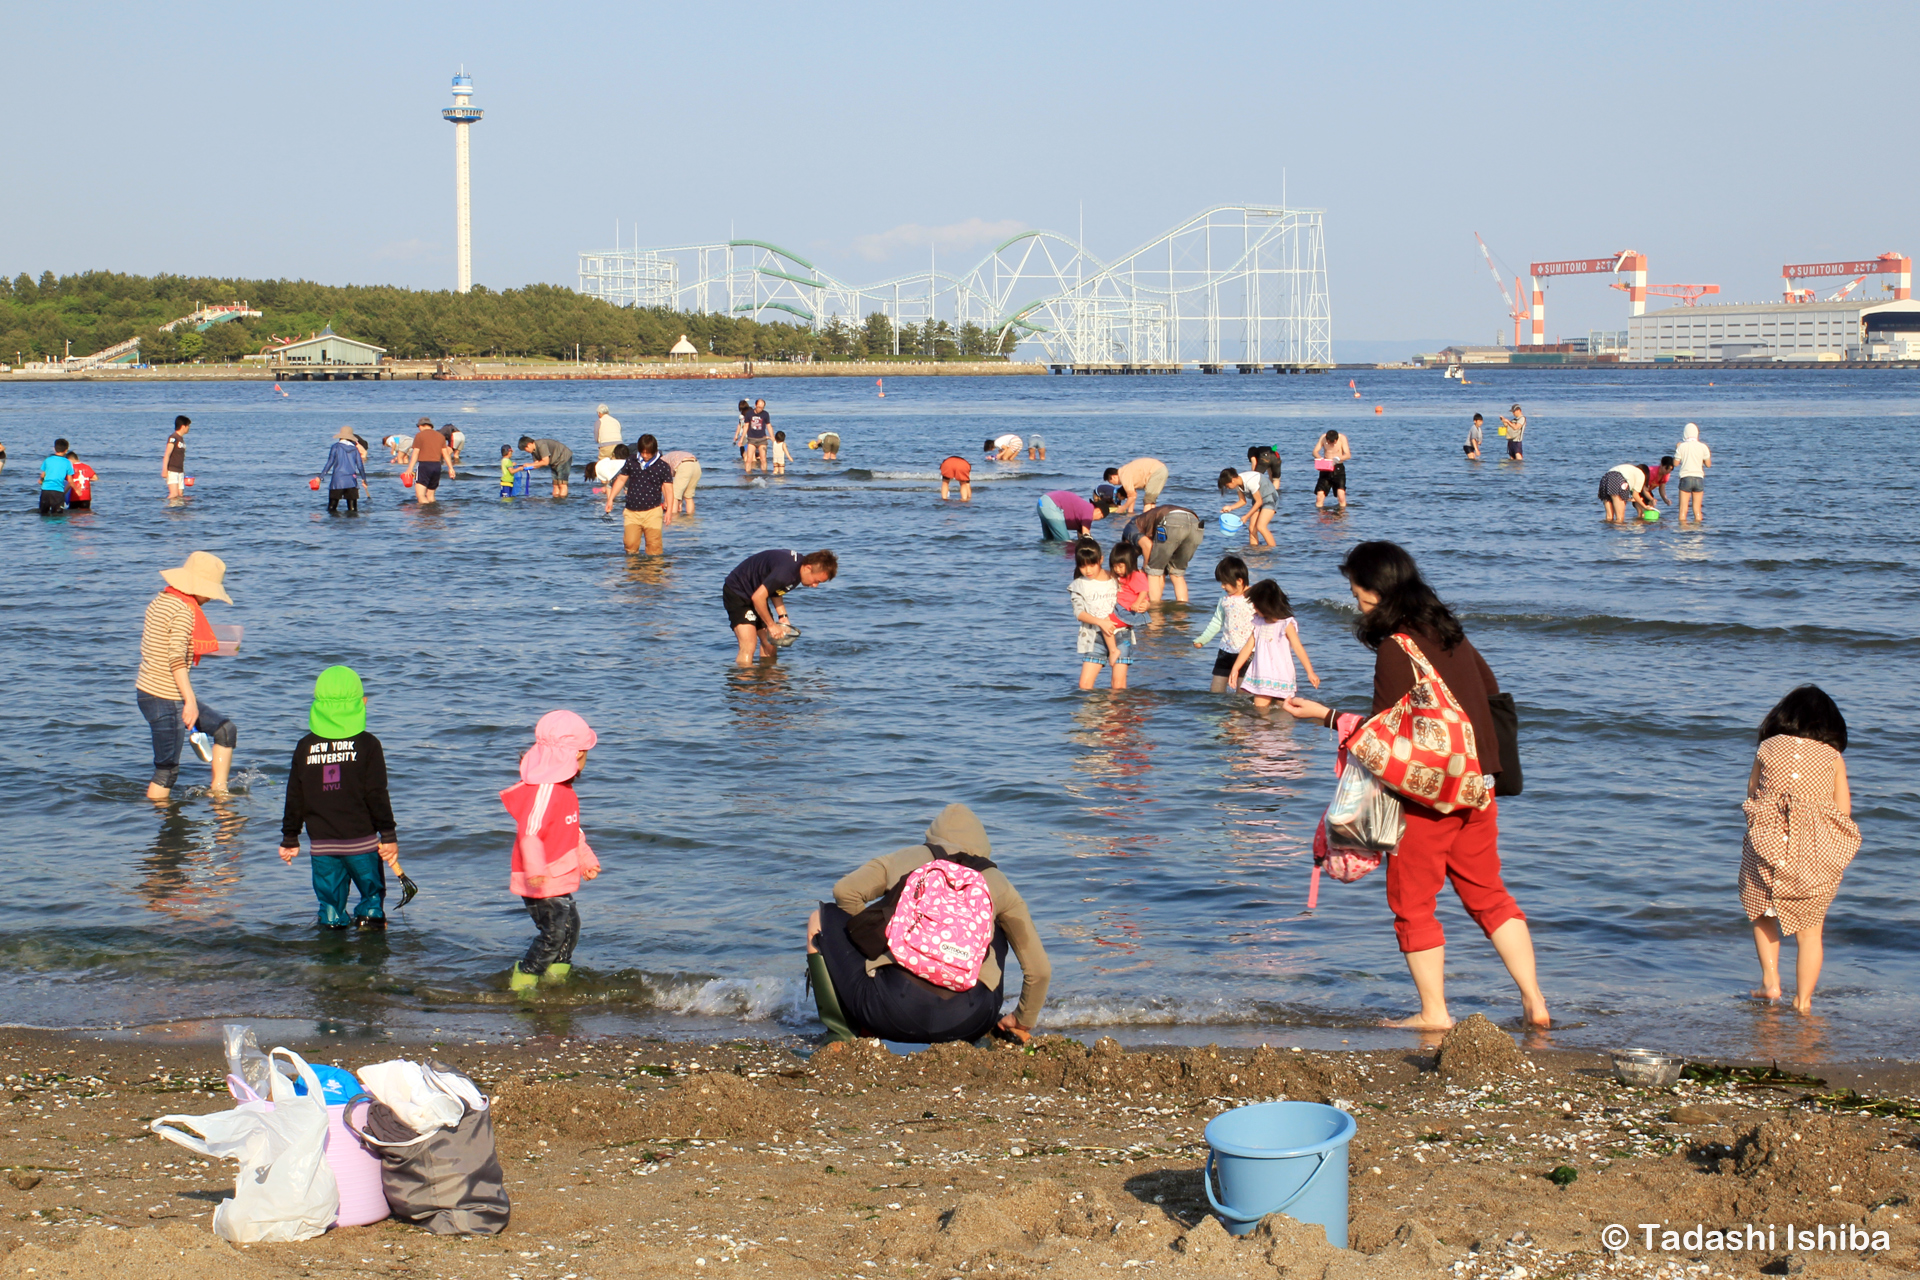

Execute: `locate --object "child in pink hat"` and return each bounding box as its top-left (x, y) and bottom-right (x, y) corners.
top-left (501, 710), bottom-right (599, 994)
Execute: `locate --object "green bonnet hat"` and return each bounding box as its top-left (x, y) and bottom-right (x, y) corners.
top-left (310, 665), bottom-right (367, 738)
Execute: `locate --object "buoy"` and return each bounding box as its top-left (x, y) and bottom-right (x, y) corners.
top-left (309, 477), bottom-right (321, 490)
top-left (1374, 405), bottom-right (1383, 414)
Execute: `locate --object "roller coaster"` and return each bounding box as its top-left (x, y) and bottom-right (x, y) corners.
top-left (578, 204), bottom-right (1331, 368)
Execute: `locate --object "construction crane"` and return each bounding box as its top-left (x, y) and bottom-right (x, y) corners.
top-left (1525, 251), bottom-right (1646, 346)
top-left (1781, 252), bottom-right (1911, 303)
top-left (1474, 233), bottom-right (1529, 348)
top-left (1613, 282), bottom-right (1720, 306)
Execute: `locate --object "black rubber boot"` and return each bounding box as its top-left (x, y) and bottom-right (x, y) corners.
top-left (806, 953), bottom-right (855, 1043)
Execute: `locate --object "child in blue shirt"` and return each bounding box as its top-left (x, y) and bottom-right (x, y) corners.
top-left (39, 438), bottom-right (74, 515)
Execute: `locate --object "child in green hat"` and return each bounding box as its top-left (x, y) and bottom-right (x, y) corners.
top-left (279, 666), bottom-right (399, 929)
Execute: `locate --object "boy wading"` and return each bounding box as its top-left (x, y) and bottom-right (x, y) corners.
top-left (279, 666), bottom-right (398, 929)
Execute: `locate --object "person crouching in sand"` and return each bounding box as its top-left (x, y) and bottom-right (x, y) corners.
top-left (505, 711), bottom-right (600, 995)
top-left (1741, 685), bottom-right (1860, 1014)
top-left (803, 803), bottom-right (1049, 1045)
top-left (278, 666), bottom-right (398, 930)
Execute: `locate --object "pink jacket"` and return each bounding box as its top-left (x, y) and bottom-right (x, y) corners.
top-left (501, 782), bottom-right (598, 898)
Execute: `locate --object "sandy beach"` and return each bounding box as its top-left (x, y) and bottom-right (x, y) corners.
top-left (0, 1021), bottom-right (1913, 1279)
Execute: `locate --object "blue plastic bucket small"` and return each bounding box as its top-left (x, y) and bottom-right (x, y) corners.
top-left (1218, 510), bottom-right (1245, 534)
top-left (1203, 1100), bottom-right (1355, 1244)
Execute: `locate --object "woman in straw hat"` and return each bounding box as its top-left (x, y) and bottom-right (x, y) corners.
top-left (319, 426), bottom-right (368, 514)
top-left (136, 552), bottom-right (238, 801)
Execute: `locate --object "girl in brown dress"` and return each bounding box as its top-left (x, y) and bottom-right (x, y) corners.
top-left (1740, 686), bottom-right (1860, 1013)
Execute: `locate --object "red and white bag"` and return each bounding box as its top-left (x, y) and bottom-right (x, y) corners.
top-left (885, 860), bottom-right (997, 991)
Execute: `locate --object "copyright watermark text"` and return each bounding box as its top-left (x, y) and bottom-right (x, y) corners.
top-left (1599, 1223), bottom-right (1890, 1254)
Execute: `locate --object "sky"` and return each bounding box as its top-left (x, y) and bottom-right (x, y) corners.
top-left (4, 1), bottom-right (1915, 354)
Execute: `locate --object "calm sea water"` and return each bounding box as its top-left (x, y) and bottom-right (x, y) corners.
top-left (2, 368), bottom-right (1915, 1061)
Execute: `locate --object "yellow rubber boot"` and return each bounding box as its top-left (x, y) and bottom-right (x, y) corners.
top-left (508, 963), bottom-right (539, 996)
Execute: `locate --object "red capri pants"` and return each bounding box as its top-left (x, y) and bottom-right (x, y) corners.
top-left (1385, 797), bottom-right (1524, 953)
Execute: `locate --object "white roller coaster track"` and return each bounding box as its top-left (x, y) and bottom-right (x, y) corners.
top-left (578, 204), bottom-right (1331, 367)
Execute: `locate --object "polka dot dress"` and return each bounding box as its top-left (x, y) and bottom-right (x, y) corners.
top-left (1740, 735), bottom-right (1861, 936)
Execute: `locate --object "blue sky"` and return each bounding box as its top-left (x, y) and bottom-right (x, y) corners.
top-left (4, 1), bottom-right (1914, 350)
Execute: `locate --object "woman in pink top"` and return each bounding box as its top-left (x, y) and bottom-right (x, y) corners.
top-left (503, 710), bottom-right (599, 994)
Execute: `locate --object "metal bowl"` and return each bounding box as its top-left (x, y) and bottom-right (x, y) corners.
top-left (1611, 1048), bottom-right (1685, 1088)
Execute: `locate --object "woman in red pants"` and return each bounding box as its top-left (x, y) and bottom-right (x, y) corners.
top-left (1285, 541), bottom-right (1550, 1031)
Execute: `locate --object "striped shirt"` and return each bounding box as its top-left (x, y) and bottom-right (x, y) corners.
top-left (136, 592), bottom-right (195, 698)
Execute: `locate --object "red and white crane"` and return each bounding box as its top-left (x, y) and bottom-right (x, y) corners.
top-left (1525, 251), bottom-right (1646, 346)
top-left (1780, 252), bottom-right (1910, 304)
top-left (1474, 233), bottom-right (1529, 348)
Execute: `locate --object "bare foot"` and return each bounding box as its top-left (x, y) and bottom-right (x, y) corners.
top-left (146, 785), bottom-right (171, 802)
top-left (1384, 1013), bottom-right (1454, 1030)
top-left (1791, 997), bottom-right (1813, 1015)
top-left (1750, 987), bottom-right (1783, 1002)
top-left (1523, 1007), bottom-right (1552, 1030)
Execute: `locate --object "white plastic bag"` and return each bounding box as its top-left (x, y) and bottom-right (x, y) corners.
top-left (1324, 757), bottom-right (1405, 855)
top-left (151, 1047), bottom-right (339, 1243)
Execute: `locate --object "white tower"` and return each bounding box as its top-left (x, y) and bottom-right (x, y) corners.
top-left (442, 72), bottom-right (483, 293)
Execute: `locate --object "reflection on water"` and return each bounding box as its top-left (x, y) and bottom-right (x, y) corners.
top-left (136, 796), bottom-right (247, 918)
top-left (1062, 696), bottom-right (1155, 858)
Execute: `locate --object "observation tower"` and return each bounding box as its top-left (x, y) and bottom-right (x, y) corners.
top-left (442, 72), bottom-right (483, 293)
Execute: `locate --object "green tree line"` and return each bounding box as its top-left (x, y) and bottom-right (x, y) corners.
top-left (0, 270), bottom-right (1018, 365)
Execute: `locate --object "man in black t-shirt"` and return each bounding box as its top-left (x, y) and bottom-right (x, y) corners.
top-left (722, 548), bottom-right (838, 665)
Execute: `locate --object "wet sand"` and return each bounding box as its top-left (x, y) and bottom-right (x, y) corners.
top-left (0, 1023), bottom-right (1915, 1279)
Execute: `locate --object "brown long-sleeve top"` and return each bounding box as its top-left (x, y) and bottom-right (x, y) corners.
top-left (1371, 626), bottom-right (1503, 777)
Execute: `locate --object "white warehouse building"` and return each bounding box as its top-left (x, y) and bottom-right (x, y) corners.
top-left (1628, 298), bottom-right (1920, 361)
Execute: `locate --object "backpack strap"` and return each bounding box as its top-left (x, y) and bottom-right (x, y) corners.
top-left (925, 842), bottom-right (997, 873)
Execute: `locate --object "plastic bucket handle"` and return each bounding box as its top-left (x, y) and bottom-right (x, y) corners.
top-left (1203, 1145), bottom-right (1331, 1224)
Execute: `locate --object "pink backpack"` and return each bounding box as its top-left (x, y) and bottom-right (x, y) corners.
top-left (885, 859), bottom-right (997, 991)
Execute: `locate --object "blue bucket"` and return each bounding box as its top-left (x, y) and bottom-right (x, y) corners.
top-left (1203, 1100), bottom-right (1355, 1244)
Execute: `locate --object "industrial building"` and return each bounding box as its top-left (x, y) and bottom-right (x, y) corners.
top-left (1627, 297), bottom-right (1920, 361)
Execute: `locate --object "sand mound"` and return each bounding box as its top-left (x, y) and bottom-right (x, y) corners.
top-left (1433, 1014), bottom-right (1530, 1082)
top-left (0, 1223), bottom-right (289, 1280)
top-left (809, 1035), bottom-right (1347, 1107)
top-left (493, 1067), bottom-right (807, 1152)
top-left (1730, 1112), bottom-right (1892, 1207)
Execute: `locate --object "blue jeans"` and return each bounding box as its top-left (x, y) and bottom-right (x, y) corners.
top-left (136, 690), bottom-right (235, 789)
top-left (312, 853), bottom-right (385, 926)
top-left (1037, 494), bottom-right (1070, 541)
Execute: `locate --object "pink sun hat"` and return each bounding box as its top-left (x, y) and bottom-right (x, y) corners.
top-left (519, 709), bottom-right (599, 784)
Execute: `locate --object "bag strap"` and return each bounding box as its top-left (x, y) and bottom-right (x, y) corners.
top-left (1390, 633), bottom-right (1439, 680)
top-left (1391, 634), bottom-right (1474, 722)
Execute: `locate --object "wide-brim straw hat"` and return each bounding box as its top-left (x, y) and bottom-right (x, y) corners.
top-left (336, 425), bottom-right (357, 441)
top-left (159, 551), bottom-right (232, 604)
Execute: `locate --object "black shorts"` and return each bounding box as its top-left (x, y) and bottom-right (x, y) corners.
top-left (416, 461), bottom-right (443, 490)
top-left (66, 498), bottom-right (90, 509)
top-left (1211, 650), bottom-right (1239, 678)
top-left (724, 590), bottom-right (761, 629)
top-left (1313, 463), bottom-right (1347, 494)
top-left (38, 490), bottom-right (66, 514)
top-left (1507, 439), bottom-right (1523, 459)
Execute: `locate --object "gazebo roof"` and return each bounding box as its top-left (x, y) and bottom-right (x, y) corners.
top-left (669, 335), bottom-right (699, 355)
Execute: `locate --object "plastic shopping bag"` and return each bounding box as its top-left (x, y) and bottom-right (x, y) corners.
top-left (1308, 758), bottom-right (1405, 908)
top-left (151, 1047), bottom-right (339, 1243)
top-left (1324, 756), bottom-right (1405, 856)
